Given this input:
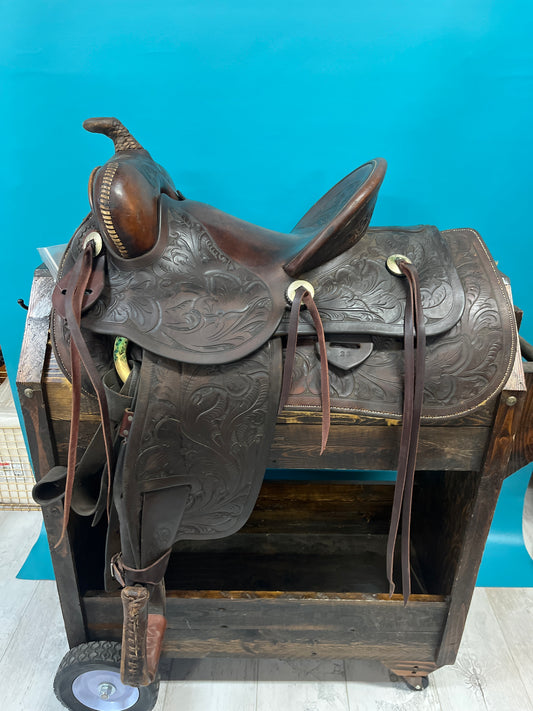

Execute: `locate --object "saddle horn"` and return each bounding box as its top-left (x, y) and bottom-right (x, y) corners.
top-left (85, 117), bottom-right (182, 259)
top-left (83, 117), bottom-right (145, 152)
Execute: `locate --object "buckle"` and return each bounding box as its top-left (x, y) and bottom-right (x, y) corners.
top-left (110, 553), bottom-right (126, 587)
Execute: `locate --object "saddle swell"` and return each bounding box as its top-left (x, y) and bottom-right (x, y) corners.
top-left (39, 118), bottom-right (517, 686)
top-left (84, 117), bottom-right (184, 259)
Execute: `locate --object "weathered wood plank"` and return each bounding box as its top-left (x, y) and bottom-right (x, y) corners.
top-left (50, 407), bottom-right (492, 471)
top-left (244, 481), bottom-right (395, 534)
top-left (278, 408), bottom-right (497, 427)
top-left (161, 636), bottom-right (437, 662)
top-left (411, 470), bottom-right (481, 595)
top-left (437, 383), bottom-right (528, 667)
top-left (15, 268), bottom-right (87, 648)
top-left (16, 268), bottom-right (54, 388)
top-left (268, 424), bottom-right (489, 471)
top-left (508, 365), bottom-right (533, 475)
top-left (16, 273), bottom-right (58, 480)
top-left (84, 593), bottom-right (448, 662)
top-left (3, 511), bottom-right (533, 709)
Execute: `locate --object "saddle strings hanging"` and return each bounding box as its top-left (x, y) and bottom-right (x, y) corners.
top-left (278, 285), bottom-right (331, 454)
top-left (56, 241), bottom-right (115, 547)
top-left (385, 258), bottom-right (426, 604)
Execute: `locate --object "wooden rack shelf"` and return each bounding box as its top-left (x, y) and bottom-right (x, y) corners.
top-left (17, 267), bottom-right (533, 689)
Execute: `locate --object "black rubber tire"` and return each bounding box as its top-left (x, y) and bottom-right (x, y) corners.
top-left (53, 640), bottom-right (159, 711)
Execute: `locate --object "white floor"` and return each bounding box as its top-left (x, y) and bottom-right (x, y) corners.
top-left (1, 509), bottom-right (533, 711)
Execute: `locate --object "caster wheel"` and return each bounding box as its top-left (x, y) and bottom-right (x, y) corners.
top-left (54, 641), bottom-right (159, 711)
top-left (402, 674), bottom-right (429, 691)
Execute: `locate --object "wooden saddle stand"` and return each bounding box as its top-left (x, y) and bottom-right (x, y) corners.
top-left (18, 118), bottom-right (533, 711)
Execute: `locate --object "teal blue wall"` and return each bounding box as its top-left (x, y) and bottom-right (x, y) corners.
top-left (2, 1), bottom-right (532, 584)
top-left (2, 0), bottom-right (532, 376)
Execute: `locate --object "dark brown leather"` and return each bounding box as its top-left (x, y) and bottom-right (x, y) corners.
top-left (279, 286), bottom-right (331, 452)
top-left (54, 241), bottom-right (115, 545)
top-left (284, 161), bottom-right (384, 275)
top-left (83, 118), bottom-right (385, 270)
top-left (275, 225), bottom-right (465, 340)
top-left (68, 199), bottom-right (290, 365)
top-left (385, 259), bottom-right (426, 604)
top-left (184, 160), bottom-right (386, 276)
top-left (40, 118), bottom-right (518, 686)
top-left (113, 341), bottom-right (282, 545)
top-left (120, 586), bottom-right (151, 686)
top-left (52, 221), bottom-right (465, 375)
top-left (145, 614), bottom-right (167, 684)
top-left (84, 117), bottom-right (183, 258)
top-left (112, 550), bottom-right (173, 588)
top-left (281, 228), bottom-right (517, 421)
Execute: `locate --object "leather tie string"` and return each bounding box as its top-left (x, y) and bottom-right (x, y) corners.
top-left (56, 243), bottom-right (115, 547)
top-left (278, 286), bottom-right (331, 453)
top-left (385, 259), bottom-right (426, 604)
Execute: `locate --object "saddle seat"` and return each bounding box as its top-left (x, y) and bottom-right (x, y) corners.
top-left (53, 118), bottom-right (387, 367)
top-left (84, 117), bottom-right (386, 276)
top-left (183, 157), bottom-right (386, 275)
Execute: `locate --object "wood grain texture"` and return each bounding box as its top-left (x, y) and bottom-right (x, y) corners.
top-left (277, 408), bottom-right (497, 427)
top-left (16, 268), bottom-right (54, 387)
top-left (14, 269), bottom-right (529, 705)
top-left (2, 512), bottom-right (533, 709)
top-left (16, 274), bottom-right (57, 483)
top-left (84, 592), bottom-right (448, 663)
top-left (15, 271), bottom-right (87, 648)
top-left (437, 386), bottom-right (528, 667)
top-left (411, 470), bottom-right (481, 595)
top-left (243, 481), bottom-right (395, 534)
top-left (268, 424), bottom-right (489, 471)
top-left (508, 365), bottom-right (533, 475)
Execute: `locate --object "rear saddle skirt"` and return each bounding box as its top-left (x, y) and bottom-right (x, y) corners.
top-left (34, 118), bottom-right (516, 687)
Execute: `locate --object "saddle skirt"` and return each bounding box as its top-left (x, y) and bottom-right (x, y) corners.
top-left (52, 201), bottom-right (515, 422)
top-left (280, 226), bottom-right (516, 421)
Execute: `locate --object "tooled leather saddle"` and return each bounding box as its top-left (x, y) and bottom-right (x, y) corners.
top-left (34, 118), bottom-right (517, 687)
